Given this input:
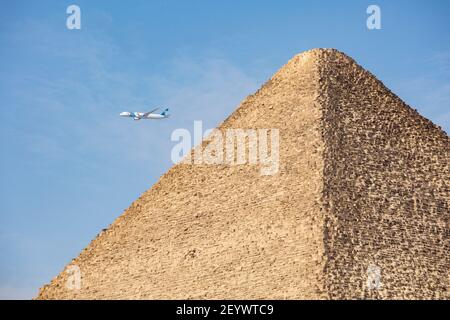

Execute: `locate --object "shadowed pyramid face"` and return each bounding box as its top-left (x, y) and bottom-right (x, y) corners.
top-left (37, 49), bottom-right (450, 300)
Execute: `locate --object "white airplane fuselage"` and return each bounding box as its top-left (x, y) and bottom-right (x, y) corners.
top-left (119, 110), bottom-right (169, 121)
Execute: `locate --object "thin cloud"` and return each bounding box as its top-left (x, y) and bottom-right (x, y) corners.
top-left (429, 51), bottom-right (450, 73)
top-left (393, 53), bottom-right (450, 133)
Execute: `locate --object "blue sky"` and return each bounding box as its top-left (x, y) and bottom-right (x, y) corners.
top-left (0, 0), bottom-right (448, 299)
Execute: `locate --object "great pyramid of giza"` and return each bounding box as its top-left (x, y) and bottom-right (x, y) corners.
top-left (37, 49), bottom-right (449, 300)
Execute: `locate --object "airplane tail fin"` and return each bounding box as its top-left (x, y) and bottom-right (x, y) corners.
top-left (161, 108), bottom-right (169, 116)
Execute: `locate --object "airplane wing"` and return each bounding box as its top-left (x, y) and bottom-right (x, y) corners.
top-left (142, 108), bottom-right (159, 117)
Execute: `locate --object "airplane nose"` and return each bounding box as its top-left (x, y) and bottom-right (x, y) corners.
top-left (120, 112), bottom-right (129, 117)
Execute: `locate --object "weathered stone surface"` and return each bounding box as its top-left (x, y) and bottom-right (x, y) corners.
top-left (37, 49), bottom-right (449, 300)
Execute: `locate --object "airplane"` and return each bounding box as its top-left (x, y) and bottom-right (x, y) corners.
top-left (119, 108), bottom-right (170, 121)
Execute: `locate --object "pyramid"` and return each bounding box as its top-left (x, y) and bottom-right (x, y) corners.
top-left (37, 49), bottom-right (449, 300)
